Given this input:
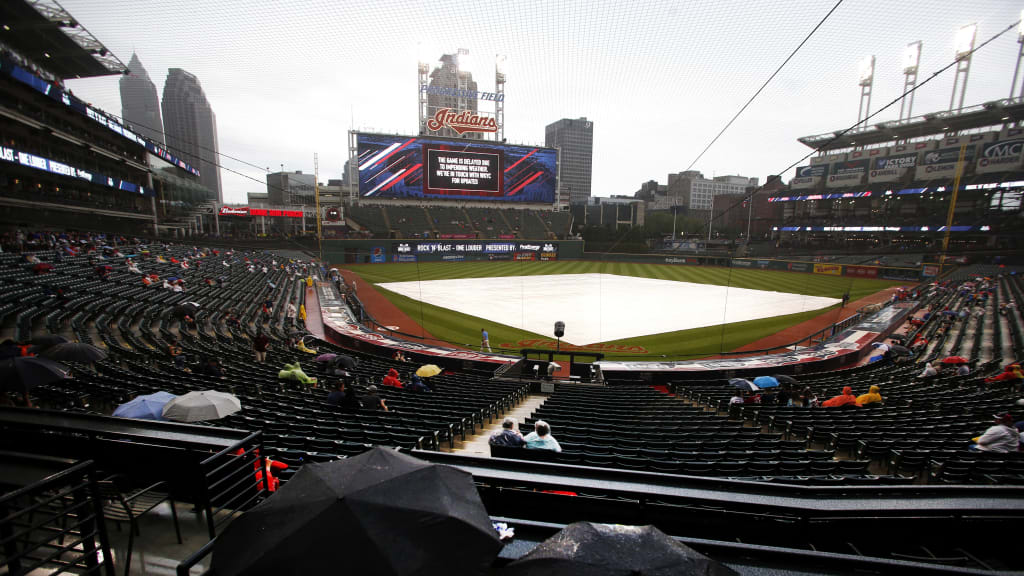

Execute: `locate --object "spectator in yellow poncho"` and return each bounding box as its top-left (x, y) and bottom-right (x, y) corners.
top-left (856, 385), bottom-right (883, 406)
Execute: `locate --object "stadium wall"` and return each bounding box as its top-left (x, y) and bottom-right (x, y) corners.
top-left (322, 238), bottom-right (584, 264)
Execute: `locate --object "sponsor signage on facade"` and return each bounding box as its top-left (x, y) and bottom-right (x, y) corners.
top-left (914, 145), bottom-right (977, 180)
top-left (220, 206), bottom-right (303, 218)
top-left (322, 205), bottom-right (345, 226)
top-left (790, 164), bottom-right (829, 190)
top-left (976, 139), bottom-right (1024, 174)
top-left (826, 160), bottom-right (868, 188)
top-left (813, 263), bottom-right (843, 275)
top-left (219, 206), bottom-right (249, 216)
top-left (419, 84), bottom-right (504, 102)
top-left (868, 152), bottom-right (919, 183)
top-left (845, 265), bottom-right (878, 278)
top-left (426, 108), bottom-right (498, 134)
top-left (392, 241), bottom-right (557, 255)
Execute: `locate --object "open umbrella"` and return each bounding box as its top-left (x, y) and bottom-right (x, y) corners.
top-left (752, 376), bottom-right (779, 389)
top-left (29, 334), bottom-right (70, 349)
top-left (889, 344), bottom-right (912, 357)
top-left (415, 364), bottom-right (442, 378)
top-left (41, 342), bottom-right (108, 363)
top-left (331, 354), bottom-right (358, 370)
top-left (871, 342), bottom-right (890, 353)
top-left (314, 353), bottom-right (338, 363)
top-left (113, 391), bottom-right (177, 420)
top-left (504, 522), bottom-right (738, 576)
top-left (161, 390), bottom-right (241, 422)
top-left (173, 302), bottom-right (199, 318)
top-left (773, 374), bottom-right (799, 386)
top-left (942, 356), bottom-right (969, 365)
top-left (0, 356), bottom-right (70, 394)
top-left (211, 447), bottom-right (501, 576)
top-left (727, 378), bottom-right (758, 393)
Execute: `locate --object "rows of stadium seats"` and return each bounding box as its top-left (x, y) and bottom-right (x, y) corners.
top-left (1, 242), bottom-right (527, 484)
top-left (343, 204), bottom-right (571, 239)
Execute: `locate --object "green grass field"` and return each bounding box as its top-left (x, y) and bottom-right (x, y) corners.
top-left (352, 261), bottom-right (904, 360)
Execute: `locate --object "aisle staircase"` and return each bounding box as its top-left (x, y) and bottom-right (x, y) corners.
top-left (457, 393), bottom-right (549, 457)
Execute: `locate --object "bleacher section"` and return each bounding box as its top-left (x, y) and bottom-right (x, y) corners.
top-left (346, 204), bottom-right (570, 239)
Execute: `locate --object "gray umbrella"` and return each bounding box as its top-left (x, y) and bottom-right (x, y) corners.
top-left (773, 374), bottom-right (799, 386)
top-left (504, 522), bottom-right (738, 576)
top-left (889, 344), bottom-right (912, 357)
top-left (161, 390), bottom-right (241, 422)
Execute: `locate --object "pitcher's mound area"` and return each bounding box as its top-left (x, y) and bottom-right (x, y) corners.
top-left (377, 273), bottom-right (840, 346)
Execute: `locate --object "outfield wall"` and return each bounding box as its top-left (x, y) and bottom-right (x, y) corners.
top-left (322, 239), bottom-right (584, 264)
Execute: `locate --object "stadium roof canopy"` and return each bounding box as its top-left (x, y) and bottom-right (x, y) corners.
top-left (0, 0), bottom-right (126, 79)
top-left (797, 97), bottom-right (1024, 151)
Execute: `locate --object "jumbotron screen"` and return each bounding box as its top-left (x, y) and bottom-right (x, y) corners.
top-left (356, 133), bottom-right (558, 203)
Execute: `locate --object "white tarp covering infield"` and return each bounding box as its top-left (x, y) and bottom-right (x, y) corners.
top-left (376, 273), bottom-right (841, 346)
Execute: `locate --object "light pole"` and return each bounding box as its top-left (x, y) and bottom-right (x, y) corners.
top-left (949, 24), bottom-right (977, 112)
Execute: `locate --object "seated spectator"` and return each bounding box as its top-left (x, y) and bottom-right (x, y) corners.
top-left (167, 338), bottom-right (185, 369)
top-left (799, 386), bottom-right (819, 408)
top-left (822, 386), bottom-right (859, 408)
top-left (393, 350), bottom-right (407, 362)
top-left (361, 385), bottom-right (388, 412)
top-left (971, 414), bottom-right (1021, 453)
top-left (405, 374), bottom-right (430, 392)
top-left (326, 381), bottom-right (350, 406)
top-left (957, 363), bottom-right (971, 376)
top-left (381, 368), bottom-right (404, 388)
top-left (729, 394), bottom-right (745, 405)
top-left (856, 385), bottom-right (883, 406)
top-left (919, 362), bottom-right (938, 379)
top-left (199, 358), bottom-right (225, 379)
top-left (985, 363), bottom-right (1023, 391)
top-left (489, 417), bottom-right (526, 448)
top-left (524, 420), bottom-right (562, 452)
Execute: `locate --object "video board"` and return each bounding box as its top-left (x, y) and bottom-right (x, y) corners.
top-left (356, 133), bottom-right (557, 203)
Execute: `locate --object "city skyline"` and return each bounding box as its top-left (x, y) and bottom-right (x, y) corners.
top-left (59, 0), bottom-right (1023, 205)
top-left (119, 53), bottom-right (165, 145)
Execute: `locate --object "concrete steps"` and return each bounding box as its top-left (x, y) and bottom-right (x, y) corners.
top-left (456, 393), bottom-right (549, 457)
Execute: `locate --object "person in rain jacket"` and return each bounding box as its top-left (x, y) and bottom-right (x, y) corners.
top-left (856, 385), bottom-right (883, 406)
top-left (822, 386), bottom-right (859, 408)
top-left (381, 368), bottom-right (404, 389)
top-left (985, 363), bottom-right (1023, 392)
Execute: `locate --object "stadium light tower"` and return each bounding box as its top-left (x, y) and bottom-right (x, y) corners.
top-left (899, 41), bottom-right (922, 121)
top-left (1011, 12), bottom-right (1024, 99)
top-left (949, 23), bottom-right (977, 112)
top-left (495, 54), bottom-right (506, 142)
top-left (857, 55), bottom-right (875, 126)
top-left (416, 42), bottom-right (436, 135)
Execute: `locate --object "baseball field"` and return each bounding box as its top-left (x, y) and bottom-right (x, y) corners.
top-left (350, 260), bottom-right (904, 360)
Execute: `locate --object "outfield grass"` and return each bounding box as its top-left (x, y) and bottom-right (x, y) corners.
top-left (353, 261), bottom-right (903, 360)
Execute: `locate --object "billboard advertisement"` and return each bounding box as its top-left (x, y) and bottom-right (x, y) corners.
top-left (975, 139), bottom-right (1024, 174)
top-left (356, 133), bottom-right (557, 203)
top-left (914, 145), bottom-right (977, 180)
top-left (813, 263), bottom-right (843, 275)
top-left (868, 152), bottom-right (919, 183)
top-left (322, 205), bottom-right (345, 227)
top-left (826, 159), bottom-right (868, 188)
top-left (790, 164), bottom-right (828, 189)
top-left (845, 265), bottom-right (878, 278)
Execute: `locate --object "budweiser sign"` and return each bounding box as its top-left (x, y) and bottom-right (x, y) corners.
top-left (426, 108), bottom-right (497, 135)
top-left (219, 206), bottom-right (249, 216)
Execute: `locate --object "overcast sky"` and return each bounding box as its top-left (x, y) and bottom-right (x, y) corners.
top-left (61, 0), bottom-right (1022, 204)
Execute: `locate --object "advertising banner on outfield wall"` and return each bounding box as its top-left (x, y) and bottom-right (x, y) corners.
top-left (826, 159), bottom-right (869, 188)
top-left (786, 262), bottom-right (811, 272)
top-left (922, 265), bottom-right (939, 277)
top-left (845, 265), bottom-right (878, 278)
top-left (975, 139), bottom-right (1024, 174)
top-left (790, 164), bottom-right (829, 189)
top-left (371, 247), bottom-right (386, 263)
top-left (813, 263), bottom-right (843, 275)
top-left (880, 267), bottom-right (921, 281)
top-left (914, 145), bottom-right (977, 180)
top-left (868, 152), bottom-right (919, 183)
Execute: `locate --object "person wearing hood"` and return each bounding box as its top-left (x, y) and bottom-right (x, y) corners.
top-left (919, 362), bottom-right (939, 379)
top-left (822, 386), bottom-right (860, 408)
top-left (985, 363), bottom-right (1024, 392)
top-left (856, 385), bottom-right (883, 406)
top-left (382, 368), bottom-right (404, 388)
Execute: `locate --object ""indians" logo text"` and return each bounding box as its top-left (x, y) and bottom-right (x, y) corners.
top-left (426, 108), bottom-right (498, 134)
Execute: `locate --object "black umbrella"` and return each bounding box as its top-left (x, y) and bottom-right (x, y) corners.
top-left (889, 344), bottom-right (912, 357)
top-left (727, 378), bottom-right (758, 393)
top-left (504, 522), bottom-right (738, 576)
top-left (29, 334), bottom-right (70, 349)
top-left (173, 302), bottom-right (199, 318)
top-left (41, 342), bottom-right (108, 363)
top-left (773, 374), bottom-right (799, 386)
top-left (211, 446), bottom-right (501, 576)
top-left (332, 354), bottom-right (358, 370)
top-left (0, 356), bottom-right (70, 394)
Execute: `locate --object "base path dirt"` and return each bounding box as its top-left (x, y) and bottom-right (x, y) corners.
top-left (336, 268), bottom-right (467, 350)
top-left (730, 287), bottom-right (902, 354)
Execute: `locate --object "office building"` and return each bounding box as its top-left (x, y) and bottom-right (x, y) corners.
top-left (162, 68), bottom-right (222, 202)
top-left (545, 117), bottom-right (593, 205)
top-left (266, 170), bottom-right (316, 206)
top-left (119, 53), bottom-right (164, 144)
